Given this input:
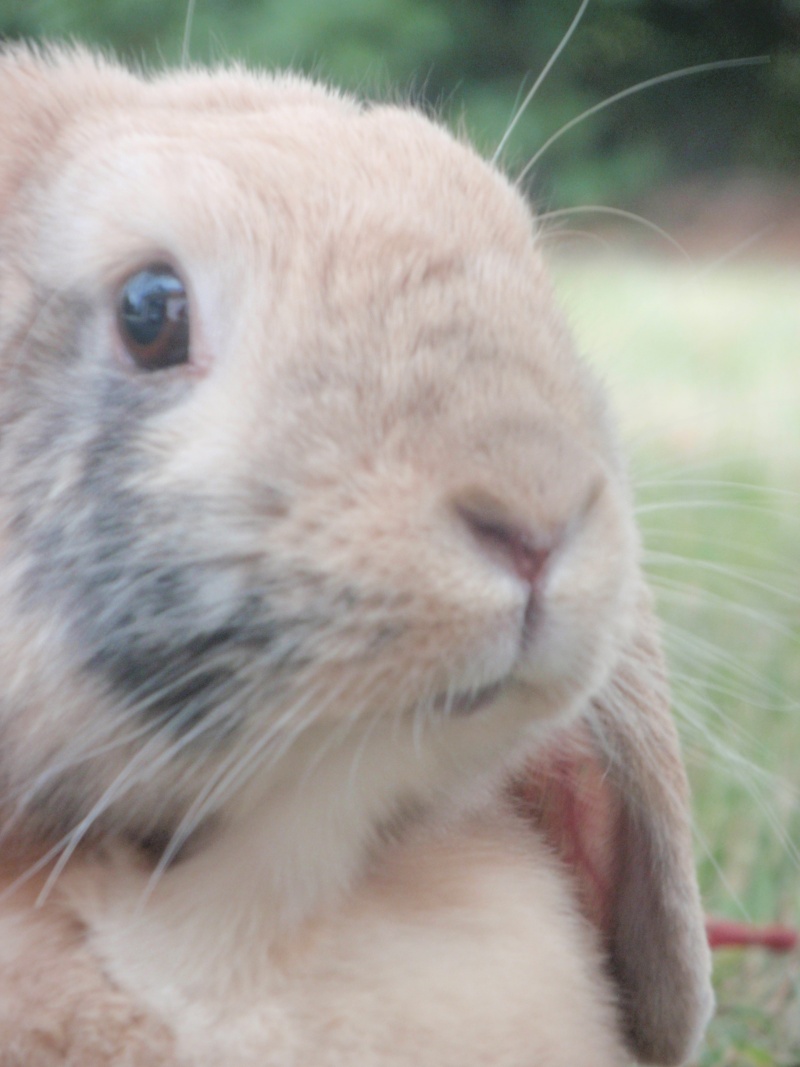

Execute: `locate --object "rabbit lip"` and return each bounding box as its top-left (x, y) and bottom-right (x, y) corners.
top-left (433, 680), bottom-right (506, 717)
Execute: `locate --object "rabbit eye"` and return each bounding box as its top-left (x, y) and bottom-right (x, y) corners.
top-left (116, 265), bottom-right (190, 371)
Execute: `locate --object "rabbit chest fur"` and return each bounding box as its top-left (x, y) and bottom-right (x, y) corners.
top-left (0, 48), bottom-right (712, 1066)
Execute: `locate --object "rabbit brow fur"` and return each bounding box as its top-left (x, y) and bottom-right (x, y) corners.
top-left (0, 47), bottom-right (712, 1066)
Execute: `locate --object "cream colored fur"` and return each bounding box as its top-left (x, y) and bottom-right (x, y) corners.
top-left (0, 47), bottom-right (712, 1065)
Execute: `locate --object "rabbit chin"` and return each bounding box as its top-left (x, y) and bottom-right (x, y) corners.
top-left (48, 669), bottom-right (598, 1003)
top-left (110, 600), bottom-right (629, 952)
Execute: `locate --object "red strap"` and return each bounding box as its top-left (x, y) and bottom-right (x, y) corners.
top-left (706, 918), bottom-right (798, 952)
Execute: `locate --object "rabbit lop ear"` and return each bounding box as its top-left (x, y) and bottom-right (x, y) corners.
top-left (513, 585), bottom-right (713, 1066)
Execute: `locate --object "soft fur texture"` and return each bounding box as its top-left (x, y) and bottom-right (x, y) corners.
top-left (0, 47), bottom-right (713, 1065)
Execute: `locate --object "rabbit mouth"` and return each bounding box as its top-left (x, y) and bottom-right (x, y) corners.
top-left (432, 679), bottom-right (506, 716)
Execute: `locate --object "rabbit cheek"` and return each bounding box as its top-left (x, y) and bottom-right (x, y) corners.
top-left (2, 307), bottom-right (260, 743)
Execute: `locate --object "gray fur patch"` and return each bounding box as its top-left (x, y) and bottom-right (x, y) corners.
top-left (2, 293), bottom-right (304, 738)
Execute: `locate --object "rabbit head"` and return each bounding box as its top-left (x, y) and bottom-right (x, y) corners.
top-left (0, 47), bottom-right (711, 1065)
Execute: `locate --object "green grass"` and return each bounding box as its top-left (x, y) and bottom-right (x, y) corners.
top-left (553, 253), bottom-right (800, 1065)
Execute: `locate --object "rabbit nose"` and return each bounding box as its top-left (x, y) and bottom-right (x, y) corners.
top-left (455, 496), bottom-right (553, 590)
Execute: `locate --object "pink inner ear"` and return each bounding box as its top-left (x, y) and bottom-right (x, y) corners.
top-left (510, 725), bottom-right (623, 937)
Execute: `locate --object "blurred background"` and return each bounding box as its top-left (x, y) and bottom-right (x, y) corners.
top-left (2, 0), bottom-right (799, 216)
top-left (3, 2), bottom-right (799, 1062)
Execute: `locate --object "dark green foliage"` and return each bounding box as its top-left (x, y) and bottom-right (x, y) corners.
top-left (1, 1), bottom-right (798, 216)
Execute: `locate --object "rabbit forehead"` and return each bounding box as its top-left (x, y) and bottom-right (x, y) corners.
top-left (28, 89), bottom-right (614, 470)
top-left (32, 75), bottom-right (531, 282)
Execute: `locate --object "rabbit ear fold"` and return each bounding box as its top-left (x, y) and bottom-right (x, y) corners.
top-left (0, 46), bottom-right (114, 213)
top-left (0, 47), bottom-right (60, 211)
top-left (514, 587), bottom-right (713, 1066)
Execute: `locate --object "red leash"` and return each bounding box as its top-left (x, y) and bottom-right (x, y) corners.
top-left (706, 918), bottom-right (798, 952)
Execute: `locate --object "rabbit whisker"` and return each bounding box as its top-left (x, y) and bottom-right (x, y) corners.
top-left (517, 55), bottom-right (769, 186)
top-left (492, 0), bottom-right (591, 164)
top-left (538, 205), bottom-right (692, 262)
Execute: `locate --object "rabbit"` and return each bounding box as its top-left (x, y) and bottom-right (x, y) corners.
top-left (0, 45), bottom-right (713, 1066)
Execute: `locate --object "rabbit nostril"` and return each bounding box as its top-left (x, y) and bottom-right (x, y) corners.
top-left (508, 535), bottom-right (551, 588)
top-left (456, 503), bottom-right (551, 589)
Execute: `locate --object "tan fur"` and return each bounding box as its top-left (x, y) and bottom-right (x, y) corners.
top-left (0, 47), bottom-right (712, 1065)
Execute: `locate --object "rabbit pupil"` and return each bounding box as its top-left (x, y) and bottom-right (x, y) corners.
top-left (117, 265), bottom-right (190, 370)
